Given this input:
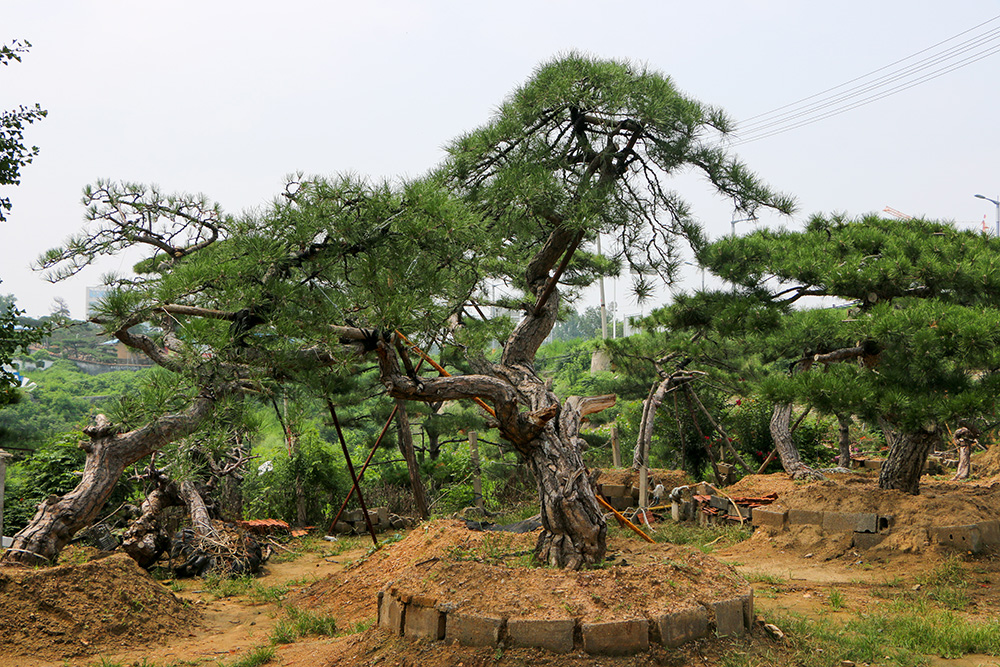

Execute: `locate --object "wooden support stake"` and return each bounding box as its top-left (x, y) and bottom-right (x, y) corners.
top-left (595, 494), bottom-right (655, 543)
top-left (611, 425), bottom-right (621, 468)
top-left (328, 402), bottom-right (378, 547)
top-left (0, 449), bottom-right (8, 548)
top-left (469, 431), bottom-right (485, 514)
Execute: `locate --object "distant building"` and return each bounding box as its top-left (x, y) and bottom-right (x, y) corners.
top-left (85, 286), bottom-right (110, 320)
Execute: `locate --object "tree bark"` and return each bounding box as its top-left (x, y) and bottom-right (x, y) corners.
top-left (877, 425), bottom-right (939, 494)
top-left (836, 413), bottom-right (853, 469)
top-left (2, 390), bottom-right (219, 565)
top-left (122, 477), bottom-right (181, 568)
top-left (395, 400), bottom-right (429, 519)
top-left (769, 403), bottom-right (823, 480)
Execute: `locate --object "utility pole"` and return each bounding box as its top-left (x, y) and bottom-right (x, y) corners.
top-left (974, 194), bottom-right (1000, 237)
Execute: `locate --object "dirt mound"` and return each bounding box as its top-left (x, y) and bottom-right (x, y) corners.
top-left (297, 519), bottom-right (746, 627)
top-left (594, 467), bottom-right (691, 491)
top-left (974, 445), bottom-right (1000, 477)
top-left (0, 553), bottom-right (200, 660)
top-left (771, 476), bottom-right (1000, 526)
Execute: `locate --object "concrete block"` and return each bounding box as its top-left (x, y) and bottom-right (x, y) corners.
top-left (404, 604), bottom-right (445, 640)
top-left (978, 520), bottom-right (1000, 546)
top-left (344, 509), bottom-right (364, 523)
top-left (752, 507), bottom-right (787, 530)
top-left (787, 508), bottom-right (823, 527)
top-left (928, 524), bottom-right (983, 554)
top-left (507, 618), bottom-right (575, 653)
top-left (445, 612), bottom-right (503, 647)
top-left (379, 594), bottom-right (405, 634)
top-left (862, 459), bottom-right (884, 470)
top-left (581, 618), bottom-right (648, 656)
top-left (741, 591), bottom-right (754, 630)
top-left (853, 531), bottom-right (887, 550)
top-left (709, 496), bottom-right (731, 512)
top-left (600, 484), bottom-right (628, 498)
top-left (713, 597), bottom-right (746, 637)
top-left (655, 606), bottom-right (709, 647)
top-left (608, 496), bottom-right (632, 511)
top-left (823, 511), bottom-right (878, 534)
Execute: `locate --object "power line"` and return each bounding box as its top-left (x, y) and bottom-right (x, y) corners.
top-left (728, 14), bottom-right (1000, 146)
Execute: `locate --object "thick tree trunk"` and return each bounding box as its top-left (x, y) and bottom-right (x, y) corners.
top-left (395, 400), bottom-right (429, 519)
top-left (633, 379), bottom-right (669, 469)
top-left (836, 413), bottom-right (853, 468)
top-left (122, 478), bottom-right (181, 568)
top-left (769, 403), bottom-right (823, 480)
top-left (877, 425), bottom-right (938, 494)
top-left (2, 391), bottom-right (218, 565)
top-left (529, 395), bottom-right (614, 569)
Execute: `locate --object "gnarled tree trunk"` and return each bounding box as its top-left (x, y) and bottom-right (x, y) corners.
top-left (878, 423), bottom-right (939, 494)
top-left (2, 391), bottom-right (218, 565)
top-left (769, 403), bottom-right (822, 480)
top-left (836, 413), bottom-right (853, 469)
top-left (395, 400), bottom-right (429, 519)
top-left (122, 475), bottom-right (181, 568)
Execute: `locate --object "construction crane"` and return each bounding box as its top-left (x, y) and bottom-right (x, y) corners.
top-left (882, 206), bottom-right (913, 220)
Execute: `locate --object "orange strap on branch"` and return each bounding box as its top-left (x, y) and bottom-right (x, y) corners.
top-left (595, 494), bottom-right (655, 543)
top-left (393, 330), bottom-right (496, 417)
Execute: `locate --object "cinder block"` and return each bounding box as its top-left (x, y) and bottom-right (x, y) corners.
top-left (752, 507), bottom-right (787, 530)
top-left (978, 520), bottom-right (1000, 546)
top-left (709, 496), bottom-right (731, 512)
top-left (823, 512), bottom-right (879, 533)
top-left (853, 531), bottom-right (887, 550)
top-left (863, 459), bottom-right (884, 470)
top-left (655, 606), bottom-right (709, 647)
top-left (787, 508), bottom-right (823, 526)
top-left (713, 597), bottom-right (746, 637)
top-left (404, 603), bottom-right (445, 640)
top-left (928, 524), bottom-right (983, 554)
top-left (379, 594), bottom-right (405, 634)
top-left (609, 496), bottom-right (632, 511)
top-left (507, 618), bottom-right (575, 653)
top-left (445, 612), bottom-right (503, 646)
top-left (581, 618), bottom-right (648, 656)
top-left (600, 484), bottom-right (628, 498)
top-left (741, 591), bottom-right (754, 630)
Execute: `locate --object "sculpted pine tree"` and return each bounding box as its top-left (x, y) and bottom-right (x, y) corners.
top-left (700, 214), bottom-right (1000, 494)
top-left (6, 55), bottom-right (791, 569)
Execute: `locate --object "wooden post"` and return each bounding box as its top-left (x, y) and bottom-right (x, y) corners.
top-left (611, 426), bottom-right (621, 468)
top-left (469, 431), bottom-right (485, 514)
top-left (0, 449), bottom-right (9, 548)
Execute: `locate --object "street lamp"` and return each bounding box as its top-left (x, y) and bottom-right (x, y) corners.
top-left (731, 216), bottom-right (753, 236)
top-left (974, 194), bottom-right (1000, 237)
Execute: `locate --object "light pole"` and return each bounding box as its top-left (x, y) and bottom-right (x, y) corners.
top-left (974, 194), bottom-right (1000, 237)
top-left (731, 216), bottom-right (753, 236)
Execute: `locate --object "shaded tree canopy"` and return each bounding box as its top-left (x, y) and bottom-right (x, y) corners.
top-left (679, 214), bottom-right (1000, 493)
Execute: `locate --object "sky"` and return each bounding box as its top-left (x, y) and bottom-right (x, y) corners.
top-left (3, 1), bottom-right (1000, 320)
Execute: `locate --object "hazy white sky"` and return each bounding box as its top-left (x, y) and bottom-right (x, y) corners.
top-left (3, 1), bottom-right (1000, 319)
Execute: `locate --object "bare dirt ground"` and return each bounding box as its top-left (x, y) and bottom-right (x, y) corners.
top-left (5, 461), bottom-right (1000, 666)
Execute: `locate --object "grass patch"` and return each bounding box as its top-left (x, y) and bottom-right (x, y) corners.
top-left (761, 598), bottom-right (1000, 667)
top-left (270, 606), bottom-right (338, 644)
top-left (200, 573), bottom-right (288, 604)
top-left (745, 572), bottom-right (787, 585)
top-left (645, 520), bottom-right (752, 553)
top-left (827, 587), bottom-right (845, 610)
top-left (226, 645), bottom-right (276, 667)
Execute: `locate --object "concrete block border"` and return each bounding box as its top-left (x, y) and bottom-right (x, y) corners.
top-left (749, 506), bottom-right (999, 554)
top-left (377, 584), bottom-right (754, 655)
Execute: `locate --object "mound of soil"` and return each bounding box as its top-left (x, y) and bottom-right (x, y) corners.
top-left (594, 467), bottom-right (691, 492)
top-left (973, 445), bottom-right (1000, 477)
top-left (0, 553), bottom-right (200, 660)
top-left (728, 472), bottom-right (1000, 527)
top-left (298, 520), bottom-right (746, 626)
